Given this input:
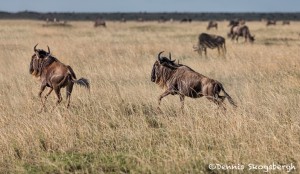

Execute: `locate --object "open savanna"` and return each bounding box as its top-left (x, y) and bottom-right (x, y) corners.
top-left (0, 19), bottom-right (300, 173)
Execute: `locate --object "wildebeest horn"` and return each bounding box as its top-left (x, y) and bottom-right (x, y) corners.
top-left (34, 43), bottom-right (38, 52)
top-left (47, 45), bottom-right (51, 54)
top-left (158, 51), bottom-right (164, 61)
top-left (169, 52), bottom-right (171, 60)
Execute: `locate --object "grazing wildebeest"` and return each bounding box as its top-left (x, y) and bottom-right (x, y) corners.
top-left (207, 21), bottom-right (218, 30)
top-left (193, 33), bottom-right (226, 56)
top-left (180, 18), bottom-right (192, 23)
top-left (29, 44), bottom-right (90, 110)
top-left (266, 20), bottom-right (276, 26)
top-left (94, 19), bottom-right (106, 27)
top-left (231, 25), bottom-right (255, 43)
top-left (151, 51), bottom-right (236, 110)
top-left (282, 21), bottom-right (290, 25)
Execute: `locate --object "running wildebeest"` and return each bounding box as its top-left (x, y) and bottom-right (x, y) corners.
top-left (151, 51), bottom-right (236, 110)
top-left (193, 33), bottom-right (226, 56)
top-left (207, 21), bottom-right (218, 30)
top-left (94, 19), bottom-right (106, 27)
top-left (266, 20), bottom-right (276, 26)
top-left (29, 44), bottom-right (90, 110)
top-left (231, 25), bottom-right (255, 43)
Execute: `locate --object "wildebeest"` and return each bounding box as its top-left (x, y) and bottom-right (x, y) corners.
top-left (207, 21), bottom-right (218, 30)
top-left (29, 44), bottom-right (90, 110)
top-left (193, 33), bottom-right (226, 56)
top-left (266, 20), bottom-right (276, 26)
top-left (228, 19), bottom-right (239, 27)
top-left (137, 18), bottom-right (144, 22)
top-left (151, 51), bottom-right (236, 110)
top-left (158, 16), bottom-right (167, 23)
top-left (282, 21), bottom-right (290, 25)
top-left (44, 18), bottom-right (69, 27)
top-left (120, 18), bottom-right (127, 23)
top-left (180, 18), bottom-right (192, 23)
top-left (227, 19), bottom-right (246, 38)
top-left (94, 19), bottom-right (106, 27)
top-left (231, 25), bottom-right (255, 43)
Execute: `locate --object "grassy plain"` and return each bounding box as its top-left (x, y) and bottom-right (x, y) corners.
top-left (0, 20), bottom-right (300, 173)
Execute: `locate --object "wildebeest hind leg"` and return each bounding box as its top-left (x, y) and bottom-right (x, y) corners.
top-left (44, 88), bottom-right (53, 101)
top-left (179, 95), bottom-right (185, 110)
top-left (206, 96), bottom-right (226, 110)
top-left (54, 86), bottom-right (62, 105)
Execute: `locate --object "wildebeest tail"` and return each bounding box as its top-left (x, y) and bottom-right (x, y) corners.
top-left (73, 78), bottom-right (90, 90)
top-left (218, 83), bottom-right (237, 107)
top-left (67, 66), bottom-right (77, 79)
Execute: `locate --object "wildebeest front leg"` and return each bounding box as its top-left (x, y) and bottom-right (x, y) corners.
top-left (158, 90), bottom-right (172, 107)
top-left (38, 83), bottom-right (47, 112)
top-left (179, 95), bottom-right (185, 110)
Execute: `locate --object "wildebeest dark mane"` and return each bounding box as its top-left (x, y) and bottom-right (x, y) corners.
top-left (29, 53), bottom-right (58, 77)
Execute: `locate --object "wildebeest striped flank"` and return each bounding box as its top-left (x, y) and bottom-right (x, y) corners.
top-left (30, 44), bottom-right (90, 111)
top-left (194, 33), bottom-right (226, 56)
top-left (151, 51), bottom-right (236, 110)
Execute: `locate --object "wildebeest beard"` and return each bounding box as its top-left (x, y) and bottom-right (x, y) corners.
top-left (29, 55), bottom-right (57, 77)
top-left (151, 60), bottom-right (182, 88)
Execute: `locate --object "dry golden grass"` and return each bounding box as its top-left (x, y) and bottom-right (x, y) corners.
top-left (0, 19), bottom-right (300, 173)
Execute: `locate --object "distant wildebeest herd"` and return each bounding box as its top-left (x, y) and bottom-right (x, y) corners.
top-left (33, 18), bottom-right (294, 112)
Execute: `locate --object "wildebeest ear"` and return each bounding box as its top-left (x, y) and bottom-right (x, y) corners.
top-left (161, 62), bottom-right (177, 70)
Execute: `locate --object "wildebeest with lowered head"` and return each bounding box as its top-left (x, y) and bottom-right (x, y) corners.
top-left (94, 19), bottom-right (106, 27)
top-left (151, 51), bottom-right (236, 110)
top-left (231, 25), bottom-right (255, 43)
top-left (282, 21), bottom-right (290, 25)
top-left (29, 44), bottom-right (90, 110)
top-left (193, 33), bottom-right (226, 57)
top-left (207, 21), bottom-right (218, 30)
top-left (266, 20), bottom-right (276, 26)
